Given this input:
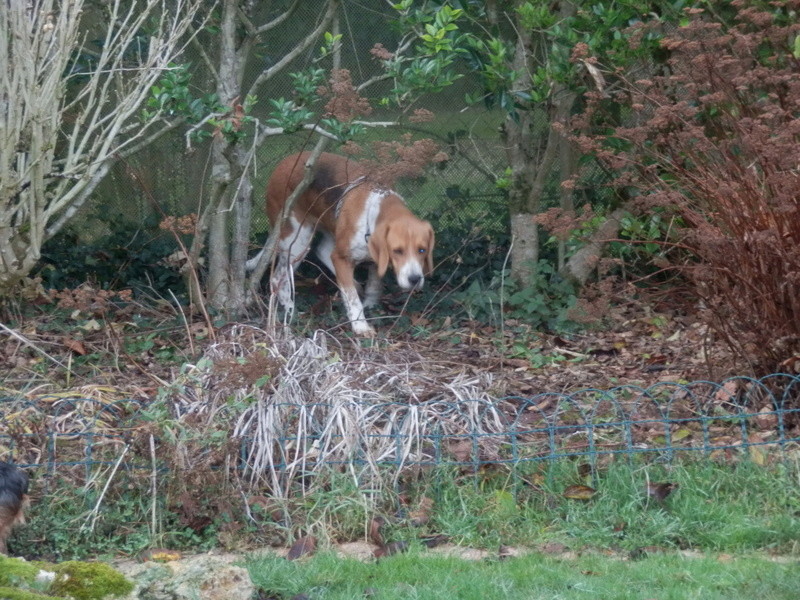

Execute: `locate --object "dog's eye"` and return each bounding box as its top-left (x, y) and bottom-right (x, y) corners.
top-left (418, 248), bottom-right (426, 254)
top-left (393, 248), bottom-right (404, 255)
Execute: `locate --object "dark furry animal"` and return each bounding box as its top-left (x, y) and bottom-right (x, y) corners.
top-left (0, 461), bottom-right (29, 555)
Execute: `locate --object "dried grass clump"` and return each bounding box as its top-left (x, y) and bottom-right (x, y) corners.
top-left (162, 325), bottom-right (512, 498)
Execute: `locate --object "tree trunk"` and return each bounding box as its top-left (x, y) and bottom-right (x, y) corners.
top-left (558, 131), bottom-right (578, 271)
top-left (205, 0), bottom-right (245, 314)
top-left (560, 208), bottom-right (626, 286)
top-left (504, 0), bottom-right (577, 288)
top-left (229, 146), bottom-right (254, 313)
top-left (509, 213), bottom-right (538, 279)
top-left (503, 12), bottom-right (538, 286)
top-left (200, 0), bottom-right (338, 317)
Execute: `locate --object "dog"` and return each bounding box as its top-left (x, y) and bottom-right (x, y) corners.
top-left (264, 151), bottom-right (435, 336)
top-left (0, 461), bottom-right (29, 555)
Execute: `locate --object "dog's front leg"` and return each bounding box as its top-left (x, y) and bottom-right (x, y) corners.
top-left (332, 254), bottom-right (374, 336)
top-left (363, 263), bottom-right (383, 309)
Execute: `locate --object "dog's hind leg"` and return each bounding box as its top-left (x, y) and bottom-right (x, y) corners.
top-left (270, 217), bottom-right (314, 321)
top-left (315, 232), bottom-right (336, 275)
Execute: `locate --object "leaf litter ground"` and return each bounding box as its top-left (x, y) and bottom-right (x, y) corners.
top-left (0, 296), bottom-right (728, 402)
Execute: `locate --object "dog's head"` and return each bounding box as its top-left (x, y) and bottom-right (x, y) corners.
top-left (369, 216), bottom-right (435, 290)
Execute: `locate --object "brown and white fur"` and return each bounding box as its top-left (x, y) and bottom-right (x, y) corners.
top-left (263, 151), bottom-right (434, 336)
top-left (0, 461), bottom-right (29, 555)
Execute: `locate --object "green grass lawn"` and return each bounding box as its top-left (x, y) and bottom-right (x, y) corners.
top-left (429, 459), bottom-right (800, 552)
top-left (246, 458), bottom-right (800, 599)
top-left (247, 549), bottom-right (799, 600)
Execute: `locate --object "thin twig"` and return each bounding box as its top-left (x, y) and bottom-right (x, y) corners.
top-left (150, 434), bottom-right (158, 540)
top-left (84, 445), bottom-right (129, 533)
top-left (0, 323), bottom-right (70, 370)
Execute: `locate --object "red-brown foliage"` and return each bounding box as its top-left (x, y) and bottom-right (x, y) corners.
top-left (579, 1), bottom-right (800, 374)
top-left (318, 69), bottom-right (372, 123)
top-left (345, 133), bottom-right (448, 187)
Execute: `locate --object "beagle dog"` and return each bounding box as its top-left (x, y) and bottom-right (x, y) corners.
top-left (265, 151), bottom-right (434, 336)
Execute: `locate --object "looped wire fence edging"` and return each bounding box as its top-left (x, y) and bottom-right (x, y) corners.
top-left (1, 374), bottom-right (799, 494)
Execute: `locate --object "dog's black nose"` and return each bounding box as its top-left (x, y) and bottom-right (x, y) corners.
top-left (408, 274), bottom-right (422, 288)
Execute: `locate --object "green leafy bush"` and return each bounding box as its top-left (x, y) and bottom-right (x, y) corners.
top-left (453, 261), bottom-right (577, 330)
top-left (37, 215), bottom-right (186, 298)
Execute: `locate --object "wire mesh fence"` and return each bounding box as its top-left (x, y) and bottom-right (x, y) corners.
top-left (65, 1), bottom-right (520, 249)
top-left (2, 374), bottom-right (798, 491)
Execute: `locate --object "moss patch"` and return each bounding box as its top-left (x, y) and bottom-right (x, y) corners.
top-left (50, 562), bottom-right (133, 600)
top-left (0, 555), bottom-right (48, 586)
top-left (0, 586), bottom-right (64, 600)
top-left (0, 555), bottom-right (132, 600)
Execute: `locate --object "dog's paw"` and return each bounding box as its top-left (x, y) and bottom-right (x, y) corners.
top-left (352, 321), bottom-right (376, 337)
top-left (362, 296), bottom-right (381, 310)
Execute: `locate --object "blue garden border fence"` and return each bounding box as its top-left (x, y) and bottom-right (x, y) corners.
top-left (1, 374), bottom-right (799, 484)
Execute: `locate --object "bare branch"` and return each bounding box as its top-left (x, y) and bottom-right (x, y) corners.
top-left (246, 0), bottom-right (339, 97)
top-left (0, 0), bottom-right (213, 289)
top-left (255, 0), bottom-right (303, 35)
top-left (46, 117), bottom-right (188, 239)
top-left (189, 26), bottom-right (219, 80)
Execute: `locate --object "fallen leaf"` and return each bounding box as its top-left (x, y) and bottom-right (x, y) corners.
top-left (248, 495), bottom-right (283, 521)
top-left (409, 496), bottom-right (434, 526)
top-left (419, 534), bottom-right (449, 548)
top-left (671, 428), bottom-right (692, 442)
top-left (138, 548), bottom-right (182, 562)
top-left (369, 516), bottom-right (386, 547)
top-left (778, 355), bottom-right (800, 373)
top-left (562, 484), bottom-right (597, 501)
top-left (62, 337), bottom-right (87, 355)
top-left (755, 405), bottom-right (778, 429)
top-left (373, 540), bottom-right (409, 558)
top-left (80, 319), bottom-right (102, 331)
top-left (646, 482), bottom-right (678, 503)
top-left (504, 358), bottom-right (530, 369)
top-left (287, 535), bottom-right (316, 560)
top-left (714, 380), bottom-right (739, 403)
top-left (447, 439), bottom-right (472, 463)
top-left (749, 438), bottom-right (767, 466)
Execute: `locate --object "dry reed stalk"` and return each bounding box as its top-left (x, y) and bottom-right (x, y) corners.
top-left (159, 325), bottom-right (511, 498)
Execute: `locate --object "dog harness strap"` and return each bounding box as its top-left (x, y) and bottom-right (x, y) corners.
top-left (335, 175), bottom-right (367, 219)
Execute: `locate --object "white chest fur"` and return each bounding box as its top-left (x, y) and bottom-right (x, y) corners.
top-left (349, 190), bottom-right (386, 262)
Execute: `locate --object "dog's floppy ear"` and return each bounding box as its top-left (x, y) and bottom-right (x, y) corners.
top-left (424, 223), bottom-right (435, 275)
top-left (369, 222), bottom-right (390, 277)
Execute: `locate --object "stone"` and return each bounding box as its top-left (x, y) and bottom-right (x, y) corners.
top-left (115, 552), bottom-right (254, 600)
